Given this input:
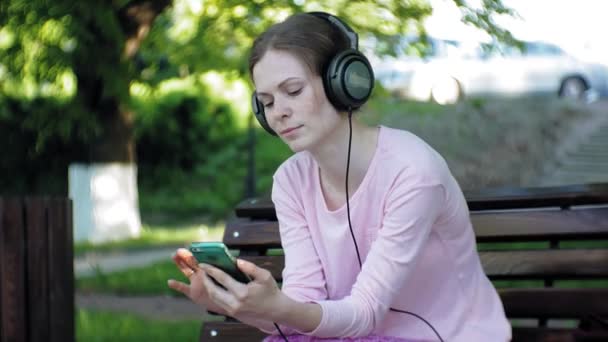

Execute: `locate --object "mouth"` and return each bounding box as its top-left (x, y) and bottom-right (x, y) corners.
top-left (280, 125), bottom-right (303, 136)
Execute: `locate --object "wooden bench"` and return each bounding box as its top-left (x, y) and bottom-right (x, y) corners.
top-left (0, 197), bottom-right (74, 342)
top-left (200, 183), bottom-right (608, 342)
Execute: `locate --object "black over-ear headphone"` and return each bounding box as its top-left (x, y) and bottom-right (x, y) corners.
top-left (251, 12), bottom-right (375, 136)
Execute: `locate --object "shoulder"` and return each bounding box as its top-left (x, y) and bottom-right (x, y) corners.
top-left (274, 151), bottom-right (314, 180)
top-left (272, 151), bottom-right (316, 192)
top-left (377, 126), bottom-right (451, 186)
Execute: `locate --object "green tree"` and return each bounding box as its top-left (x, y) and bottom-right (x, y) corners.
top-left (0, 0), bottom-right (516, 236)
top-left (0, 0), bottom-right (516, 164)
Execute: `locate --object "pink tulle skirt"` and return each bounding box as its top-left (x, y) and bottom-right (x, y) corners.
top-left (262, 335), bottom-right (424, 342)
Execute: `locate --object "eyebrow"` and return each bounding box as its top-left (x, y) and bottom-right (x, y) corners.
top-left (256, 77), bottom-right (302, 97)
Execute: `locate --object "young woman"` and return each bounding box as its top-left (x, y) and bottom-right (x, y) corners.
top-left (169, 12), bottom-right (511, 342)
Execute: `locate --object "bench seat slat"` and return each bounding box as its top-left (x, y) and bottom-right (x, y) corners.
top-left (200, 322), bottom-right (266, 342)
top-left (224, 208), bottom-right (608, 248)
top-left (501, 288), bottom-right (608, 318)
top-left (512, 327), bottom-right (608, 342)
top-left (200, 322), bottom-right (608, 342)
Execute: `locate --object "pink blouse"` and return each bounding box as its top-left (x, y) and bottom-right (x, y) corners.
top-left (264, 126), bottom-right (511, 341)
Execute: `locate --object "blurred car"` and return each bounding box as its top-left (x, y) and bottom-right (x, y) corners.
top-left (371, 37), bottom-right (608, 105)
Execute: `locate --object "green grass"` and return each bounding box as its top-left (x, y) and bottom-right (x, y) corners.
top-left (74, 223), bottom-right (224, 256)
top-left (76, 309), bottom-right (201, 341)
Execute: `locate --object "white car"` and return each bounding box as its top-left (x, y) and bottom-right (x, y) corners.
top-left (371, 38), bottom-right (608, 104)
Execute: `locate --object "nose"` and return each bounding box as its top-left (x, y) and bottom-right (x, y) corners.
top-left (268, 96), bottom-right (292, 122)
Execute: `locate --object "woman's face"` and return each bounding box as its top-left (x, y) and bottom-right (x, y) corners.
top-left (252, 49), bottom-right (341, 153)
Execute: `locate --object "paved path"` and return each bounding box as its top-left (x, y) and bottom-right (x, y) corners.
top-left (75, 247), bottom-right (181, 278)
top-left (538, 101), bottom-right (608, 186)
top-left (76, 292), bottom-right (218, 321)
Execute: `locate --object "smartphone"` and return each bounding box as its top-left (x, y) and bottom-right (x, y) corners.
top-left (189, 242), bottom-right (251, 284)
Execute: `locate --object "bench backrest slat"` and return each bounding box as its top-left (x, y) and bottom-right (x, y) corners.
top-left (224, 207), bottom-right (608, 248)
top-left (241, 249), bottom-right (608, 282)
top-left (235, 183), bottom-right (608, 219)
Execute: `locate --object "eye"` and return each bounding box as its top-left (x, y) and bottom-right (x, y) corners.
top-left (263, 102), bottom-right (274, 109)
top-left (287, 89), bottom-right (302, 96)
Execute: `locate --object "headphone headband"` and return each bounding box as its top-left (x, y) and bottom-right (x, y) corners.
top-left (307, 12), bottom-right (359, 50)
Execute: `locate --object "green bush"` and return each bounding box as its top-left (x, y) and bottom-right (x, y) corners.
top-left (133, 81), bottom-right (293, 221)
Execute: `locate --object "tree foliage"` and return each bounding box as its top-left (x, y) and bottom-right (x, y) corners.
top-left (0, 0), bottom-right (515, 150)
top-left (0, 0), bottom-right (516, 201)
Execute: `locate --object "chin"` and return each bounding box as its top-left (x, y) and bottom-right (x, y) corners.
top-left (284, 136), bottom-right (313, 153)
top-left (286, 141), bottom-right (306, 153)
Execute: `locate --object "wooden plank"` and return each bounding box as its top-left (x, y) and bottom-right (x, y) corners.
top-left (224, 219), bottom-right (282, 248)
top-left (500, 288), bottom-right (608, 319)
top-left (47, 198), bottom-right (74, 342)
top-left (240, 255), bottom-right (284, 281)
top-left (240, 249), bottom-right (608, 282)
top-left (224, 207), bottom-right (608, 248)
top-left (0, 199), bottom-right (27, 342)
top-left (482, 249), bottom-right (608, 279)
top-left (472, 207), bottom-right (608, 242)
top-left (24, 198), bottom-right (50, 342)
top-left (512, 327), bottom-right (608, 342)
top-left (235, 197), bottom-right (276, 220)
top-left (465, 183), bottom-right (608, 210)
top-left (201, 322), bottom-right (267, 342)
top-left (202, 323), bottom-right (608, 342)
top-left (235, 183), bottom-right (608, 218)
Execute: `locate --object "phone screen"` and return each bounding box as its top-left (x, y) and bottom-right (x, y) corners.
top-left (189, 242), bottom-right (251, 284)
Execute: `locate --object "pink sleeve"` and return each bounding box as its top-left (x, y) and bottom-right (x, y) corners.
top-left (309, 179), bottom-right (445, 338)
top-left (259, 172), bottom-right (328, 335)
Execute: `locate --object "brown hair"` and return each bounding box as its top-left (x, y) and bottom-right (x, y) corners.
top-left (248, 13), bottom-right (350, 80)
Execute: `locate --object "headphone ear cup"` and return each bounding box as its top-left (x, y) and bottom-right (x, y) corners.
top-left (324, 49), bottom-right (375, 110)
top-left (251, 92), bottom-right (277, 136)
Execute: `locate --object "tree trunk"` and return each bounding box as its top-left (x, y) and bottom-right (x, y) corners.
top-left (91, 100), bottom-right (135, 163)
top-left (88, 0), bottom-right (171, 162)
top-left (69, 0), bottom-right (171, 243)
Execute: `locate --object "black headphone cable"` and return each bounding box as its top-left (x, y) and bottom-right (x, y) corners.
top-left (274, 322), bottom-right (288, 341)
top-left (345, 109), bottom-right (445, 342)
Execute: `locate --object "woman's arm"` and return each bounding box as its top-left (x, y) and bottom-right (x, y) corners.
top-left (308, 182), bottom-right (445, 338)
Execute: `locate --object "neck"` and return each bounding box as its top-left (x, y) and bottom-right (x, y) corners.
top-left (310, 115), bottom-right (378, 196)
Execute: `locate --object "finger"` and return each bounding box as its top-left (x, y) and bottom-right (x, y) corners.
top-left (167, 279), bottom-right (191, 298)
top-left (175, 248), bottom-right (200, 270)
top-left (200, 264), bottom-right (244, 293)
top-left (201, 272), bottom-right (239, 314)
top-left (173, 258), bottom-right (197, 280)
top-left (236, 258), bottom-right (264, 280)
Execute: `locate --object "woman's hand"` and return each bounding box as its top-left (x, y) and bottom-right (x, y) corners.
top-left (200, 258), bottom-right (283, 319)
top-left (167, 248), bottom-right (228, 315)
